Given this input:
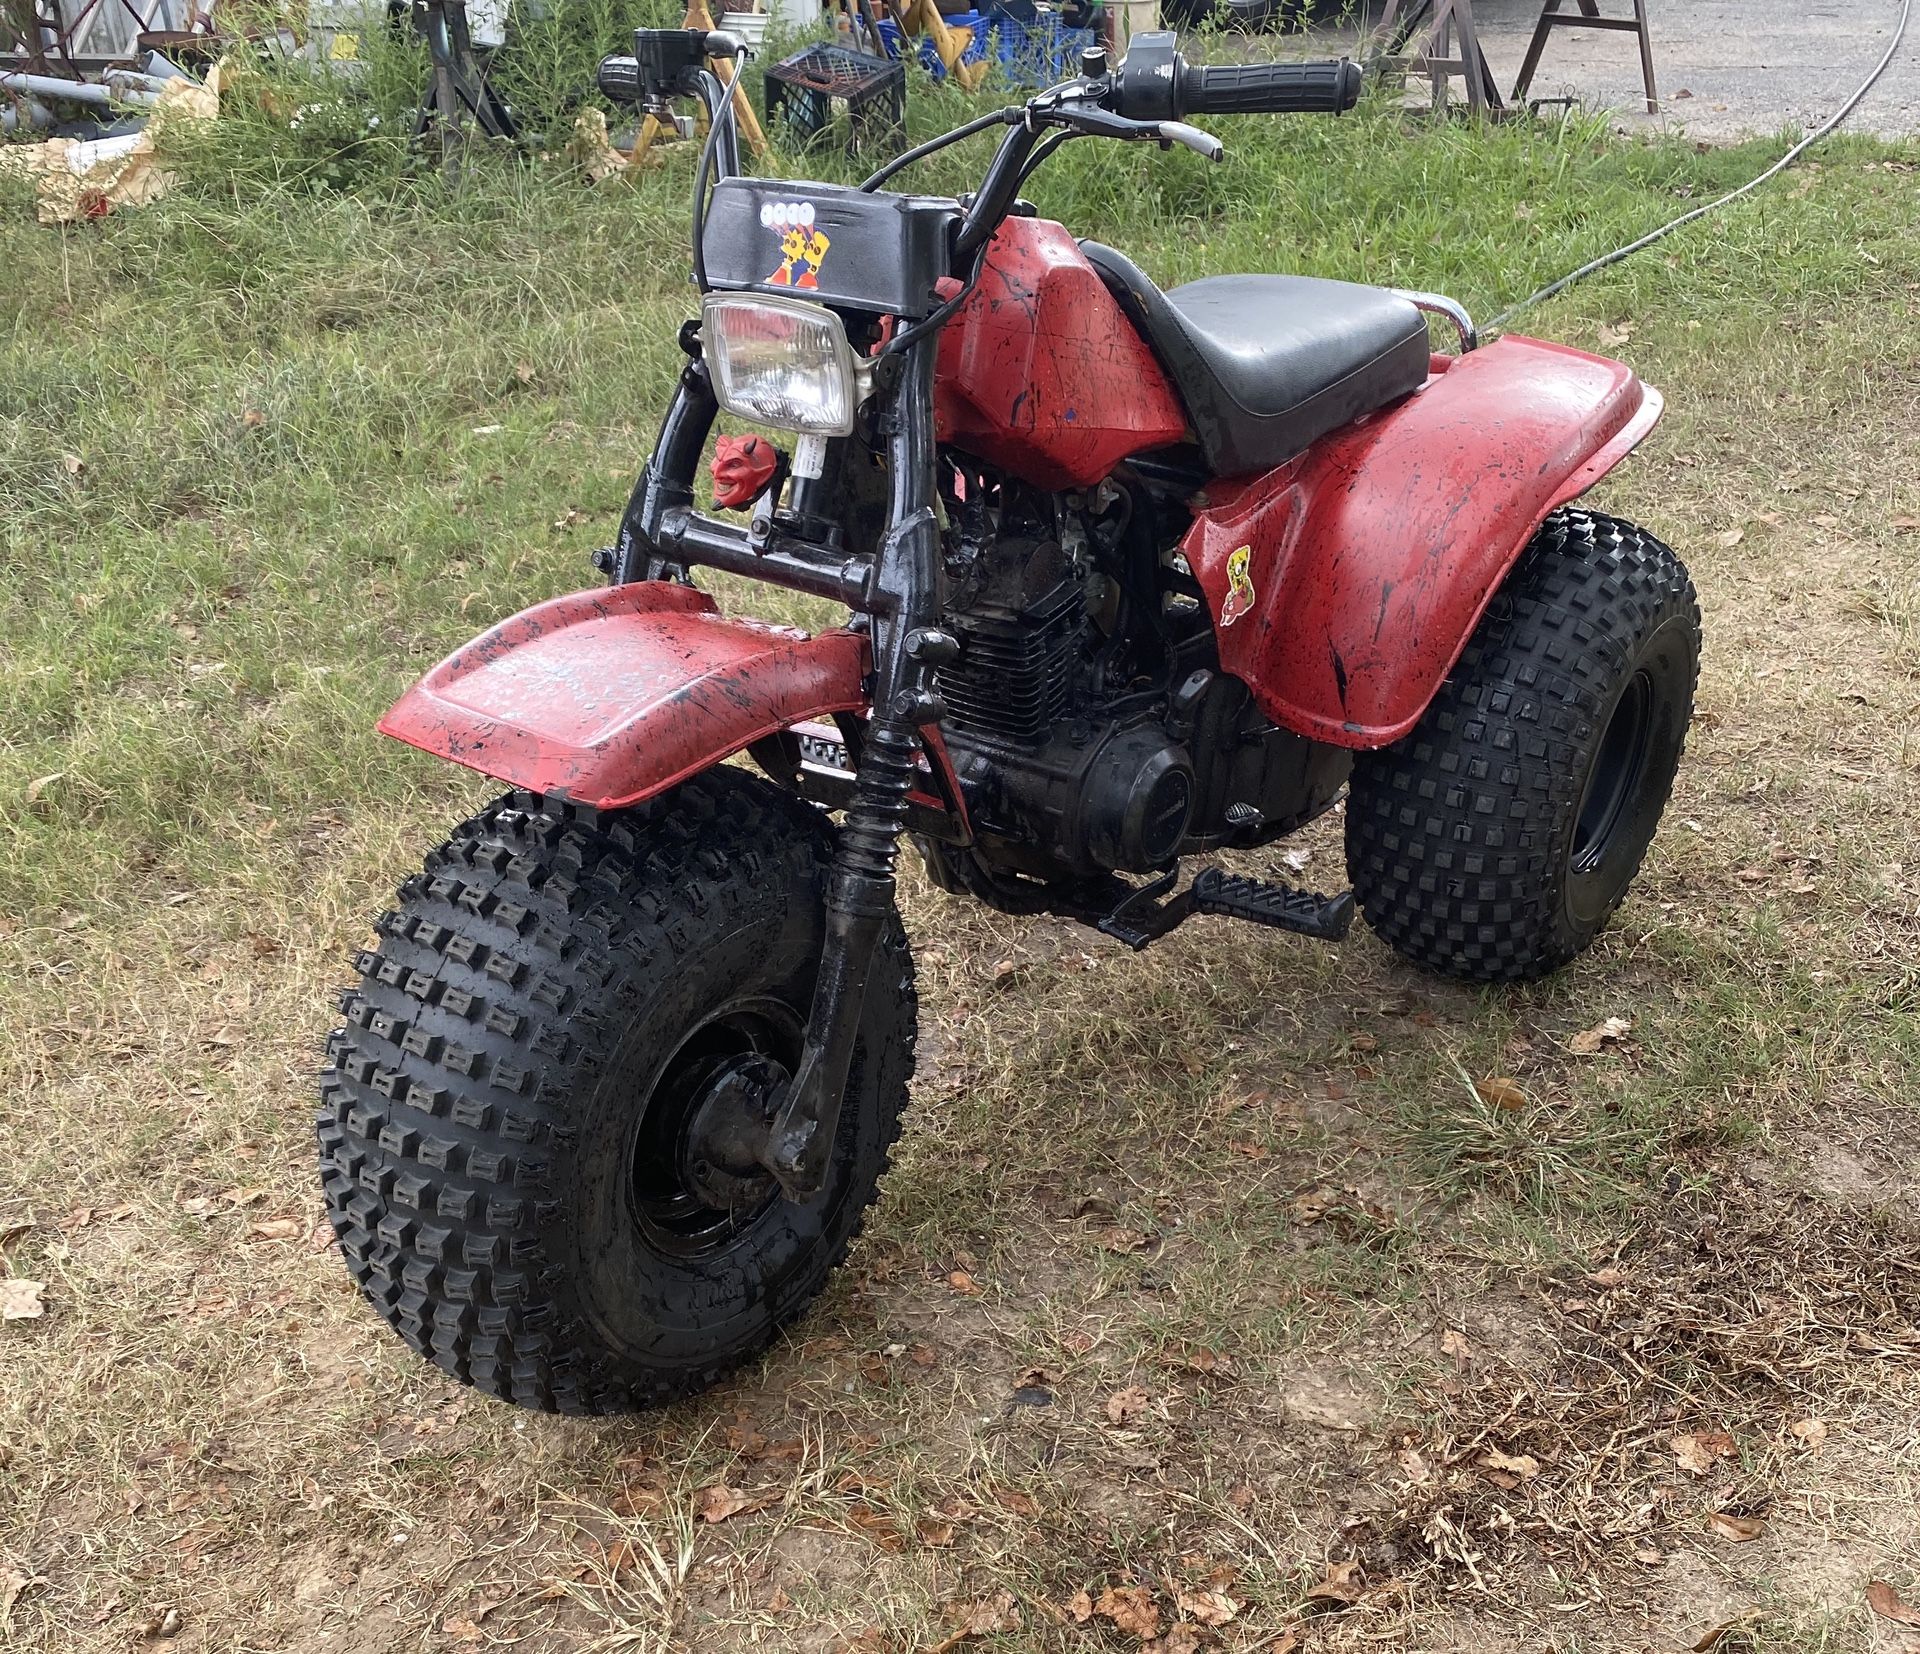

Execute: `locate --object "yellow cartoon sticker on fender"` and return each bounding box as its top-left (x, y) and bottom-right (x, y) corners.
top-left (1221, 544), bottom-right (1256, 627)
top-left (760, 199), bottom-right (831, 290)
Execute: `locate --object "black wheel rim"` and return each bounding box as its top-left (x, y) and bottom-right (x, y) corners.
top-left (1571, 669), bottom-right (1653, 877)
top-left (625, 997), bottom-right (801, 1257)
top-left (1563, 619), bottom-right (1693, 932)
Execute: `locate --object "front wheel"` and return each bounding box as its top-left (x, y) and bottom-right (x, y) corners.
top-left (1345, 508), bottom-right (1701, 982)
top-left (317, 769), bottom-right (916, 1415)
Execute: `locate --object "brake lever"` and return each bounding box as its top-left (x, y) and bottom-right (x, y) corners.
top-left (1045, 102), bottom-right (1224, 162)
top-left (1157, 121), bottom-right (1224, 162)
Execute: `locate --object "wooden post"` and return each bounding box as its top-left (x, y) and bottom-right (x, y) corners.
top-left (1117, 0), bottom-right (1158, 48)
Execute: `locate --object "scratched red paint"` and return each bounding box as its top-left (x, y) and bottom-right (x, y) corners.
top-left (1180, 333), bottom-right (1663, 749)
top-left (934, 216), bottom-right (1188, 490)
top-left (379, 582), bottom-right (871, 808)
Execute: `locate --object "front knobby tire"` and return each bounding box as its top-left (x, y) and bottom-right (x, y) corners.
top-left (317, 769), bottom-right (916, 1415)
top-left (1345, 508), bottom-right (1701, 982)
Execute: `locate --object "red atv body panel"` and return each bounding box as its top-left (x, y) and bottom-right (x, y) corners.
top-left (379, 582), bottom-right (869, 809)
top-left (934, 216), bottom-right (1189, 490)
top-left (1180, 335), bottom-right (1663, 749)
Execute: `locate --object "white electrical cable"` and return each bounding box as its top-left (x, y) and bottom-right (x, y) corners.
top-left (1486, 0), bottom-right (1915, 334)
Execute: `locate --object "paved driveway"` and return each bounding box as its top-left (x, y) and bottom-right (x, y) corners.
top-left (1307, 0), bottom-right (1920, 139)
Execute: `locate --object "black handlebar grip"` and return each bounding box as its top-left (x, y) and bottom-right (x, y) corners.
top-left (1174, 57), bottom-right (1362, 117)
top-left (597, 54), bottom-right (642, 105)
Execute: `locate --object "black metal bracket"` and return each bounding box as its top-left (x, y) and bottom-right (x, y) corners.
top-left (411, 0), bottom-right (516, 163)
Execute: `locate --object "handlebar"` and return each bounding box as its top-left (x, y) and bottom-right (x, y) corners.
top-left (1106, 31), bottom-right (1360, 122)
top-left (1174, 57), bottom-right (1362, 118)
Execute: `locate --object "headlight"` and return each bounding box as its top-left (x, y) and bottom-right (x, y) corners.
top-left (702, 293), bottom-right (863, 437)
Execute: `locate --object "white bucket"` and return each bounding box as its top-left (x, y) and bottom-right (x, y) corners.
top-left (760, 0), bottom-right (821, 32)
top-left (715, 6), bottom-right (775, 46)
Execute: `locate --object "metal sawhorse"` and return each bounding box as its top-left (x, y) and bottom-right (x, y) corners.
top-left (1512, 0), bottom-right (1659, 115)
top-left (1370, 0), bottom-right (1504, 116)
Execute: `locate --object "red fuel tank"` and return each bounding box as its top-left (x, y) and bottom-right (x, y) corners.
top-left (933, 216), bottom-right (1189, 490)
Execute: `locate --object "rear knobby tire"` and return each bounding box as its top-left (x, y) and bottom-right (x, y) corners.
top-left (1344, 508), bottom-right (1700, 982)
top-left (317, 768), bottom-right (915, 1415)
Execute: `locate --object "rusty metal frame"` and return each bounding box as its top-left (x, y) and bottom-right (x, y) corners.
top-left (2, 0), bottom-right (215, 79)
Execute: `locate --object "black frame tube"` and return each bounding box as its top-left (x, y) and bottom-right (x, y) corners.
top-left (661, 508), bottom-right (875, 609)
top-left (613, 356), bottom-right (718, 584)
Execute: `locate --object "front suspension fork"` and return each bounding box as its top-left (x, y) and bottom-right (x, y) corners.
top-left (623, 340), bottom-right (947, 1200)
top-left (765, 343), bottom-right (945, 1198)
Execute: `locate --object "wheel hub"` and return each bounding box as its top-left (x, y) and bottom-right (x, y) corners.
top-left (627, 1002), bottom-right (800, 1250)
top-left (678, 1053), bottom-right (785, 1211)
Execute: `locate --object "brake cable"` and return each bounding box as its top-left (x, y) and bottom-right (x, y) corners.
top-left (1486, 0), bottom-right (1913, 334)
top-left (1017, 128), bottom-right (1087, 187)
top-left (691, 57), bottom-right (748, 294)
top-left (859, 107), bottom-right (1020, 193)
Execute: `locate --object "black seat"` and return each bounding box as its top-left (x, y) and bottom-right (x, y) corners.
top-left (1081, 241), bottom-right (1431, 478)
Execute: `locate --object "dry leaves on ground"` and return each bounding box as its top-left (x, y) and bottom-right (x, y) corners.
top-left (1474, 1076), bottom-right (1529, 1111)
top-left (0, 1280), bottom-right (45, 1322)
top-left (1671, 1430), bottom-right (1737, 1475)
top-left (2, 1565), bottom-right (36, 1620)
top-left (1568, 1016), bottom-right (1633, 1056)
top-left (1790, 1417), bottom-right (1828, 1449)
top-left (928, 1591), bottom-right (1020, 1652)
top-left (1106, 1385), bottom-right (1152, 1425)
top-left (1289, 1186), bottom-right (1340, 1224)
top-left (696, 1485), bottom-right (777, 1524)
top-left (1173, 1585), bottom-right (1239, 1626)
top-left (844, 1505), bottom-right (905, 1553)
top-left (1078, 1584), bottom-right (1161, 1639)
top-left (1305, 1559), bottom-right (1365, 1607)
top-left (1479, 1447), bottom-right (1542, 1484)
top-left (1704, 1512), bottom-right (1767, 1543)
top-left (1868, 1581), bottom-right (1920, 1626)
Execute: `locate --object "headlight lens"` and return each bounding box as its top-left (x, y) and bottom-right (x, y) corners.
top-left (702, 293), bottom-right (861, 437)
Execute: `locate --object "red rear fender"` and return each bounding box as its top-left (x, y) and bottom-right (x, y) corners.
top-left (380, 582), bottom-right (870, 809)
top-left (1181, 334), bottom-right (1664, 749)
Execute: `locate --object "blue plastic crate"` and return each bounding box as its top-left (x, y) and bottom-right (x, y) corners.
top-left (948, 10), bottom-right (989, 64)
top-left (875, 11), bottom-right (988, 80)
top-left (981, 7), bottom-right (1091, 86)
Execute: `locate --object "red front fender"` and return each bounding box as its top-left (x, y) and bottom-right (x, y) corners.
top-left (379, 582), bottom-right (870, 809)
top-left (1181, 334), bottom-right (1665, 749)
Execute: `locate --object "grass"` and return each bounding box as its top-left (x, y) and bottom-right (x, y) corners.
top-left (3, 33), bottom-right (1920, 1654)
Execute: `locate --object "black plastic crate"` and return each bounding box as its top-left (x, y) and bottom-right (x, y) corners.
top-left (763, 44), bottom-right (905, 155)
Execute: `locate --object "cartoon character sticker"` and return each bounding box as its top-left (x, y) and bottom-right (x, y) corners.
top-left (760, 200), bottom-right (831, 289)
top-left (1220, 544), bottom-right (1256, 627)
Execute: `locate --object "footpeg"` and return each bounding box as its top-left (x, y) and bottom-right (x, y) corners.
top-left (1191, 868), bottom-right (1355, 941)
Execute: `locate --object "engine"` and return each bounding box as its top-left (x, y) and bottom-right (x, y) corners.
top-left (933, 477), bottom-right (1197, 880)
